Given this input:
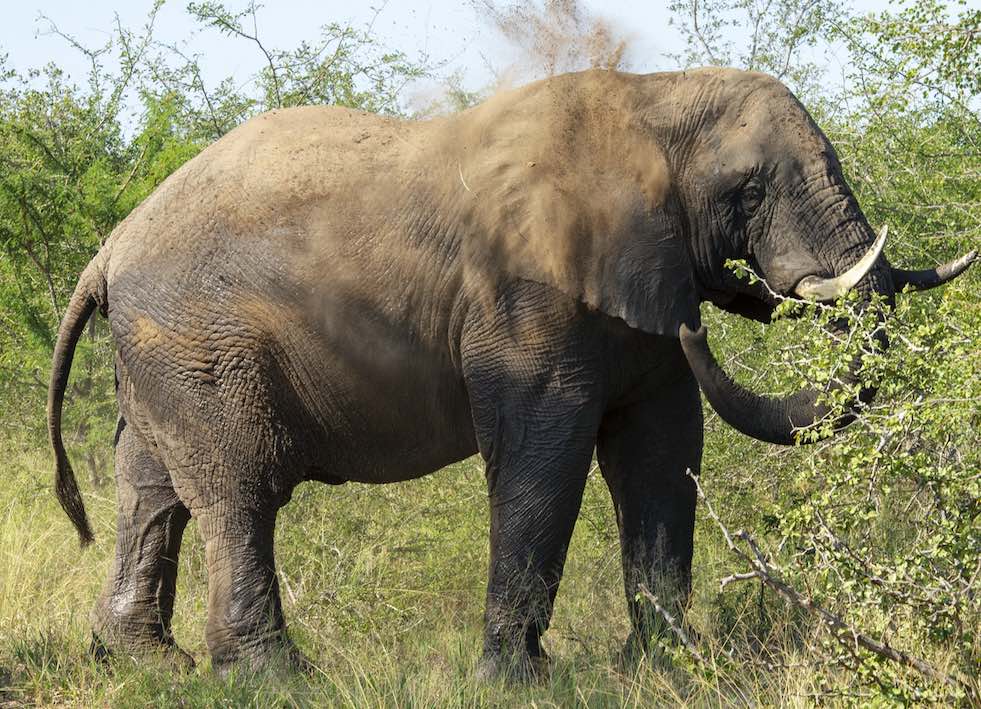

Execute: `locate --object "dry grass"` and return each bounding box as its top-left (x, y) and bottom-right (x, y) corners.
top-left (0, 443), bottom-right (959, 706)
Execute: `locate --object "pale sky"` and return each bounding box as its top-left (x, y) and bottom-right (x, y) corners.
top-left (3, 0), bottom-right (896, 101)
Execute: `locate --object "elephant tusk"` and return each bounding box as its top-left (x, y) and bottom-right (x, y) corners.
top-left (892, 250), bottom-right (977, 293)
top-left (794, 225), bottom-right (888, 301)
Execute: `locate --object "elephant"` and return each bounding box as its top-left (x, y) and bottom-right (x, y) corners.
top-left (48, 67), bottom-right (974, 678)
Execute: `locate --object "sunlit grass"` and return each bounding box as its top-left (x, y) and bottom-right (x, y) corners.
top-left (0, 441), bottom-right (965, 706)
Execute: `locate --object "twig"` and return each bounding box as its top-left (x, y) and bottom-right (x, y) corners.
top-left (111, 142), bottom-right (149, 206)
top-left (636, 583), bottom-right (705, 663)
top-left (210, 2), bottom-right (283, 107)
top-left (690, 470), bottom-right (973, 698)
top-left (458, 163), bottom-right (473, 193)
top-left (152, 41), bottom-right (226, 137)
top-left (719, 571), bottom-right (757, 590)
top-left (690, 0), bottom-right (721, 65)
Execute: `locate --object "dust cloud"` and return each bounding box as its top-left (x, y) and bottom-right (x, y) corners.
top-left (472, 0), bottom-right (631, 86)
top-left (410, 1), bottom-right (632, 117)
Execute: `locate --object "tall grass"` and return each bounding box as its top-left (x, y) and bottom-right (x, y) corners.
top-left (0, 438), bottom-right (962, 706)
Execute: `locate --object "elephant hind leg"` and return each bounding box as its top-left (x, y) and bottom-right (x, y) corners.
top-left (143, 349), bottom-right (311, 675)
top-left (91, 419), bottom-right (193, 669)
top-left (195, 501), bottom-right (309, 675)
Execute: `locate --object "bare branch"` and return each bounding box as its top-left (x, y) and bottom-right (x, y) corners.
top-left (110, 142), bottom-right (149, 208)
top-left (637, 583), bottom-right (705, 663)
top-left (691, 0), bottom-right (721, 65)
top-left (207, 2), bottom-right (283, 107)
top-left (690, 470), bottom-right (974, 698)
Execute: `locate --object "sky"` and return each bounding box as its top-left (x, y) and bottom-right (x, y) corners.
top-left (2, 0), bottom-right (896, 103)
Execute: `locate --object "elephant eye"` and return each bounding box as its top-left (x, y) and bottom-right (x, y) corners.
top-left (741, 181), bottom-right (765, 214)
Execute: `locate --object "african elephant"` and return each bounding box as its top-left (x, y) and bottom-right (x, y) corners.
top-left (48, 67), bottom-right (974, 678)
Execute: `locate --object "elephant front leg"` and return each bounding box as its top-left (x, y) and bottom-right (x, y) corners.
top-left (462, 279), bottom-right (607, 680)
top-left (467, 373), bottom-right (600, 678)
top-left (479, 451), bottom-right (593, 681)
top-left (597, 370), bottom-right (703, 660)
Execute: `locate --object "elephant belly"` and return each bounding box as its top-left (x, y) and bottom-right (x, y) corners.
top-left (295, 333), bottom-right (479, 485)
top-left (109, 282), bottom-right (479, 489)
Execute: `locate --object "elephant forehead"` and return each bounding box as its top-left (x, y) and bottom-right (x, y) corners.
top-left (737, 87), bottom-right (830, 158)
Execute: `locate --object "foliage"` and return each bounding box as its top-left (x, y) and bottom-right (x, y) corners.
top-left (667, 0), bottom-right (846, 99)
top-left (0, 58), bottom-right (185, 472)
top-left (837, 0), bottom-right (981, 109)
top-left (161, 1), bottom-right (430, 140)
top-left (713, 258), bottom-right (979, 701)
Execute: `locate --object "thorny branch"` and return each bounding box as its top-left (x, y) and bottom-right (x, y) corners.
top-left (146, 41), bottom-right (230, 138)
top-left (687, 469), bottom-right (975, 699)
top-left (637, 584), bottom-right (705, 663)
top-left (207, 2), bottom-right (283, 107)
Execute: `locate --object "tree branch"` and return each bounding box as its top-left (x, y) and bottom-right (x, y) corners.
top-left (690, 470), bottom-right (973, 699)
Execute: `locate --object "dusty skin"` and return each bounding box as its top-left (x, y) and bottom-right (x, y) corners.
top-left (47, 67), bottom-right (974, 679)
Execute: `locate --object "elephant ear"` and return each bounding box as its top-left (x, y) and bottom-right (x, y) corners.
top-left (457, 111), bottom-right (700, 336)
top-left (600, 209), bottom-right (701, 335)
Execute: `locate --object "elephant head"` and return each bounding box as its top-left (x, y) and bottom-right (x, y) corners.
top-left (457, 68), bottom-right (975, 444)
top-left (664, 70), bottom-right (975, 444)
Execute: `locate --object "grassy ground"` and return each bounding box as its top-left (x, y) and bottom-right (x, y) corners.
top-left (0, 437), bottom-right (957, 707)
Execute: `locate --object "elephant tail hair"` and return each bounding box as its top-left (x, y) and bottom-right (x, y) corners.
top-left (47, 253), bottom-right (108, 547)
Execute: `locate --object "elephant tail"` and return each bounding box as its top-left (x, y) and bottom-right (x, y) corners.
top-left (47, 251), bottom-right (109, 546)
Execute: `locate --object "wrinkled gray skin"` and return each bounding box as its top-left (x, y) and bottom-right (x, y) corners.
top-left (48, 68), bottom-right (972, 679)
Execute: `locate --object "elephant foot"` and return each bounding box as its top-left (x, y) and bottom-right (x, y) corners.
top-left (211, 635), bottom-right (315, 679)
top-left (475, 650), bottom-right (550, 684)
top-left (91, 598), bottom-right (195, 672)
top-left (90, 632), bottom-right (196, 673)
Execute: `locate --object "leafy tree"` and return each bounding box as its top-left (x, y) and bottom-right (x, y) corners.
top-left (667, 0), bottom-right (846, 99)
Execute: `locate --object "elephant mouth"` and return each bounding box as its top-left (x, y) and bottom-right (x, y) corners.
top-left (683, 228), bottom-right (976, 445)
top-left (709, 289), bottom-right (778, 323)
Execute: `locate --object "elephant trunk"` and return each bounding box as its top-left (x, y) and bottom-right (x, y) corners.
top-left (679, 320), bottom-right (873, 445)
